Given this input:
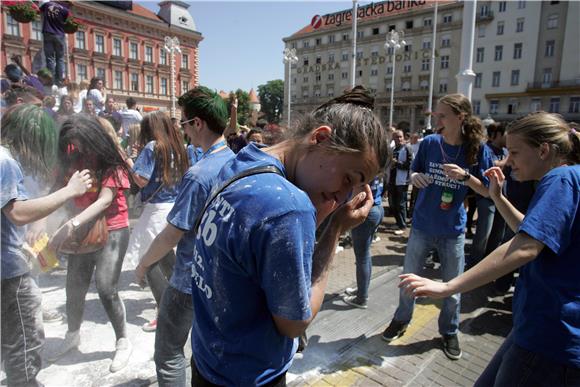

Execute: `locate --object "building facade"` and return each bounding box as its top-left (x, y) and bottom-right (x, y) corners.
top-left (283, 0), bottom-right (580, 130)
top-left (1, 0), bottom-right (202, 113)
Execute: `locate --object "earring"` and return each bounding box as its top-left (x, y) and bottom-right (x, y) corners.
top-left (461, 122), bottom-right (466, 136)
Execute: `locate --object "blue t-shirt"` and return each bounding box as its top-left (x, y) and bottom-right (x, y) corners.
top-left (513, 165), bottom-right (580, 367)
top-left (187, 144), bottom-right (203, 165)
top-left (167, 148), bottom-right (235, 294)
top-left (411, 134), bottom-right (493, 236)
top-left (191, 144), bottom-right (316, 385)
top-left (370, 176), bottom-right (383, 206)
top-left (133, 141), bottom-right (180, 204)
top-left (41, 1), bottom-right (69, 37)
top-left (1, 147), bottom-right (30, 280)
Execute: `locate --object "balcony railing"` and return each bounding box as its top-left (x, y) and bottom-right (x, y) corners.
top-left (477, 11), bottom-right (494, 22)
top-left (527, 80), bottom-right (580, 89)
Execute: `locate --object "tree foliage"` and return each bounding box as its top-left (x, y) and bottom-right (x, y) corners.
top-left (258, 80), bottom-right (284, 123)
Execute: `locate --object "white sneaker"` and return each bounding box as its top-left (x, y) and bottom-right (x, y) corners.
top-left (344, 287), bottom-right (357, 296)
top-left (110, 338), bottom-right (132, 373)
top-left (335, 245), bottom-right (344, 254)
top-left (394, 229), bottom-right (405, 235)
top-left (372, 235), bottom-right (381, 243)
top-left (49, 330), bottom-right (80, 361)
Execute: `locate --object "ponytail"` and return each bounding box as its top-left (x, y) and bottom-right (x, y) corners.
top-left (568, 128), bottom-right (580, 165)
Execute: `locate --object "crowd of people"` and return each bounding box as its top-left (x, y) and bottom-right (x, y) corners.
top-left (1, 52), bottom-right (579, 387)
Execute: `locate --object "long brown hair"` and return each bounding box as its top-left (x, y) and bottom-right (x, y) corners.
top-left (138, 111), bottom-right (189, 186)
top-left (438, 94), bottom-right (485, 165)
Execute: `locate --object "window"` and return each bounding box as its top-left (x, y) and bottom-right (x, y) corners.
top-left (494, 45), bottom-right (503, 61)
top-left (327, 88), bottom-right (334, 97)
top-left (475, 73), bottom-right (482, 88)
top-left (497, 22), bottom-right (504, 35)
top-left (569, 97), bottom-right (580, 113)
top-left (77, 64), bottom-right (87, 80)
top-left (443, 14), bottom-right (452, 23)
top-left (328, 53), bottom-right (335, 63)
top-left (386, 66), bottom-right (393, 75)
top-left (547, 14), bottom-right (558, 29)
top-left (480, 4), bottom-right (489, 16)
top-left (473, 100), bottom-right (481, 115)
top-left (129, 42), bottom-right (138, 60)
top-left (182, 80), bottom-right (189, 93)
top-left (372, 27), bottom-right (379, 35)
top-left (302, 89), bottom-right (309, 98)
top-left (441, 36), bottom-right (451, 48)
top-left (314, 88), bottom-right (321, 97)
top-left (316, 56), bottom-right (321, 64)
top-left (549, 97), bottom-right (560, 113)
top-left (94, 34), bottom-right (105, 53)
top-left (341, 72), bottom-right (348, 80)
top-left (315, 74), bottom-right (321, 82)
top-left (303, 76), bottom-right (308, 83)
top-left (75, 31), bottom-right (86, 50)
top-left (131, 73), bottom-right (138, 91)
top-left (543, 68), bottom-right (553, 84)
top-left (478, 25), bottom-right (486, 38)
top-left (514, 43), bottom-right (523, 59)
top-left (492, 71), bottom-right (501, 87)
top-left (403, 64), bottom-right (412, 73)
top-left (31, 20), bottom-right (42, 40)
top-left (490, 100), bottom-right (499, 114)
top-left (146, 75), bottom-right (154, 93)
top-left (342, 33), bottom-right (349, 41)
top-left (439, 81), bottom-right (448, 93)
top-left (405, 20), bottom-right (413, 29)
top-left (371, 68), bottom-right (378, 76)
top-left (160, 48), bottom-right (167, 65)
top-left (328, 73), bottom-right (334, 81)
top-left (182, 54), bottom-right (189, 69)
top-left (545, 40), bottom-right (555, 57)
top-left (371, 50), bottom-right (379, 58)
top-left (389, 24), bottom-right (396, 31)
top-left (511, 70), bottom-right (520, 85)
top-left (114, 71), bottom-right (123, 90)
top-left (341, 52), bottom-right (348, 61)
top-left (357, 30), bottom-right (364, 39)
top-left (401, 80), bottom-right (411, 91)
top-left (356, 51), bottom-right (363, 60)
top-left (303, 56), bottom-right (309, 66)
top-left (315, 38), bottom-right (321, 46)
top-left (421, 59), bottom-right (430, 71)
top-left (476, 48), bottom-right (485, 63)
top-left (303, 40), bottom-right (310, 48)
top-left (424, 18), bottom-right (432, 27)
top-left (160, 78), bottom-right (168, 95)
top-left (357, 70), bottom-right (363, 77)
top-left (6, 15), bottom-right (20, 36)
top-left (386, 46), bottom-right (394, 55)
top-left (404, 44), bottom-right (412, 52)
top-left (516, 18), bottom-right (524, 32)
top-left (518, 0), bottom-right (526, 9)
top-left (508, 100), bottom-right (519, 114)
top-left (531, 98), bottom-right (542, 112)
top-left (145, 46), bottom-right (153, 63)
top-left (96, 67), bottom-right (105, 81)
top-left (328, 34), bottom-right (335, 44)
top-left (499, 1), bottom-right (507, 12)
top-left (113, 38), bottom-right (122, 56)
top-left (440, 55), bottom-right (449, 69)
top-left (422, 39), bottom-right (432, 50)
top-left (420, 80), bottom-right (429, 91)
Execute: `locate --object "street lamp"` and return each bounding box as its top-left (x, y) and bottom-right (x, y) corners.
top-left (384, 30), bottom-right (406, 129)
top-left (283, 47), bottom-right (299, 127)
top-left (164, 36), bottom-right (181, 119)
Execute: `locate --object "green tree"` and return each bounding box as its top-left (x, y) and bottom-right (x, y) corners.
top-left (228, 89), bottom-right (250, 126)
top-left (258, 80), bottom-right (284, 123)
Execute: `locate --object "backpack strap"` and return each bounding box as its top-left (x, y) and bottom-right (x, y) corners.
top-left (193, 165), bottom-right (284, 234)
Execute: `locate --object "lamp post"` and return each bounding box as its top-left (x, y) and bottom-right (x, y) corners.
top-left (164, 36), bottom-right (181, 118)
top-left (384, 30), bottom-right (406, 129)
top-left (283, 47), bottom-right (298, 127)
top-left (426, 1), bottom-right (438, 132)
top-left (350, 0), bottom-right (358, 88)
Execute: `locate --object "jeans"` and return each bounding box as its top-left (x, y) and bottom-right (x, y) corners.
top-left (351, 204), bottom-right (384, 300)
top-left (66, 228), bottom-right (129, 340)
top-left (155, 286), bottom-right (193, 387)
top-left (475, 333), bottom-right (580, 387)
top-left (469, 197), bottom-right (496, 266)
top-left (1, 274), bottom-right (44, 387)
top-left (146, 251), bottom-right (176, 306)
top-left (388, 185), bottom-right (408, 229)
top-left (43, 33), bottom-right (66, 85)
top-left (393, 228), bottom-right (465, 335)
top-left (190, 357), bottom-right (287, 387)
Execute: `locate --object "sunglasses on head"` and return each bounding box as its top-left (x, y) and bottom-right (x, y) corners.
top-left (180, 117), bottom-right (196, 127)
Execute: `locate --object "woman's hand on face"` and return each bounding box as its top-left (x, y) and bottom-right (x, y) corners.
top-left (67, 169), bottom-right (92, 196)
top-left (398, 273), bottom-right (452, 299)
top-left (48, 221), bottom-right (73, 251)
top-left (334, 184), bottom-right (373, 233)
top-left (442, 163), bottom-right (467, 181)
top-left (484, 167), bottom-right (506, 201)
top-left (410, 172), bottom-right (432, 189)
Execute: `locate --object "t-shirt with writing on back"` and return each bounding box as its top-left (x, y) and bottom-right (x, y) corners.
top-left (191, 143), bottom-right (316, 385)
top-left (514, 165), bottom-right (580, 367)
top-left (0, 147), bottom-right (29, 280)
top-left (167, 147), bottom-right (235, 295)
top-left (41, 1), bottom-right (70, 37)
top-left (411, 134), bottom-right (493, 237)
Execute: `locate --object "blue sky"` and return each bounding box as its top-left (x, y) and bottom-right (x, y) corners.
top-left (141, 1), bottom-right (362, 93)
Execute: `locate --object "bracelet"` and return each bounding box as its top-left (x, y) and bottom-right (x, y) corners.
top-left (459, 170), bottom-right (471, 182)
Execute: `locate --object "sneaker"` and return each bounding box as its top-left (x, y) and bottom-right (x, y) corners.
top-left (394, 229), bottom-right (405, 236)
top-left (342, 295), bottom-right (367, 309)
top-left (335, 245), bottom-right (344, 254)
top-left (442, 334), bottom-right (462, 360)
top-left (142, 319), bottom-right (157, 332)
top-left (42, 308), bottom-right (63, 323)
top-left (344, 287), bottom-right (357, 296)
top-left (110, 338), bottom-right (132, 373)
top-left (381, 320), bottom-right (408, 342)
top-left (372, 235), bottom-right (381, 243)
top-left (49, 330), bottom-right (80, 361)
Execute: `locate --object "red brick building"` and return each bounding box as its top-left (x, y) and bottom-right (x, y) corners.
top-left (1, 0), bottom-right (202, 112)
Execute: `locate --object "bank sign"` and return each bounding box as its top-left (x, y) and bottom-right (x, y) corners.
top-left (311, 0), bottom-right (427, 29)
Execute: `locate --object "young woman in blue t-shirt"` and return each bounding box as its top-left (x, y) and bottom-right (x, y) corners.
top-left (400, 112), bottom-right (580, 386)
top-left (124, 111), bottom-right (189, 330)
top-left (381, 94), bottom-right (494, 360)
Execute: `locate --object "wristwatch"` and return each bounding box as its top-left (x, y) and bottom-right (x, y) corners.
top-left (71, 218), bottom-right (81, 229)
top-left (459, 170), bottom-right (471, 182)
